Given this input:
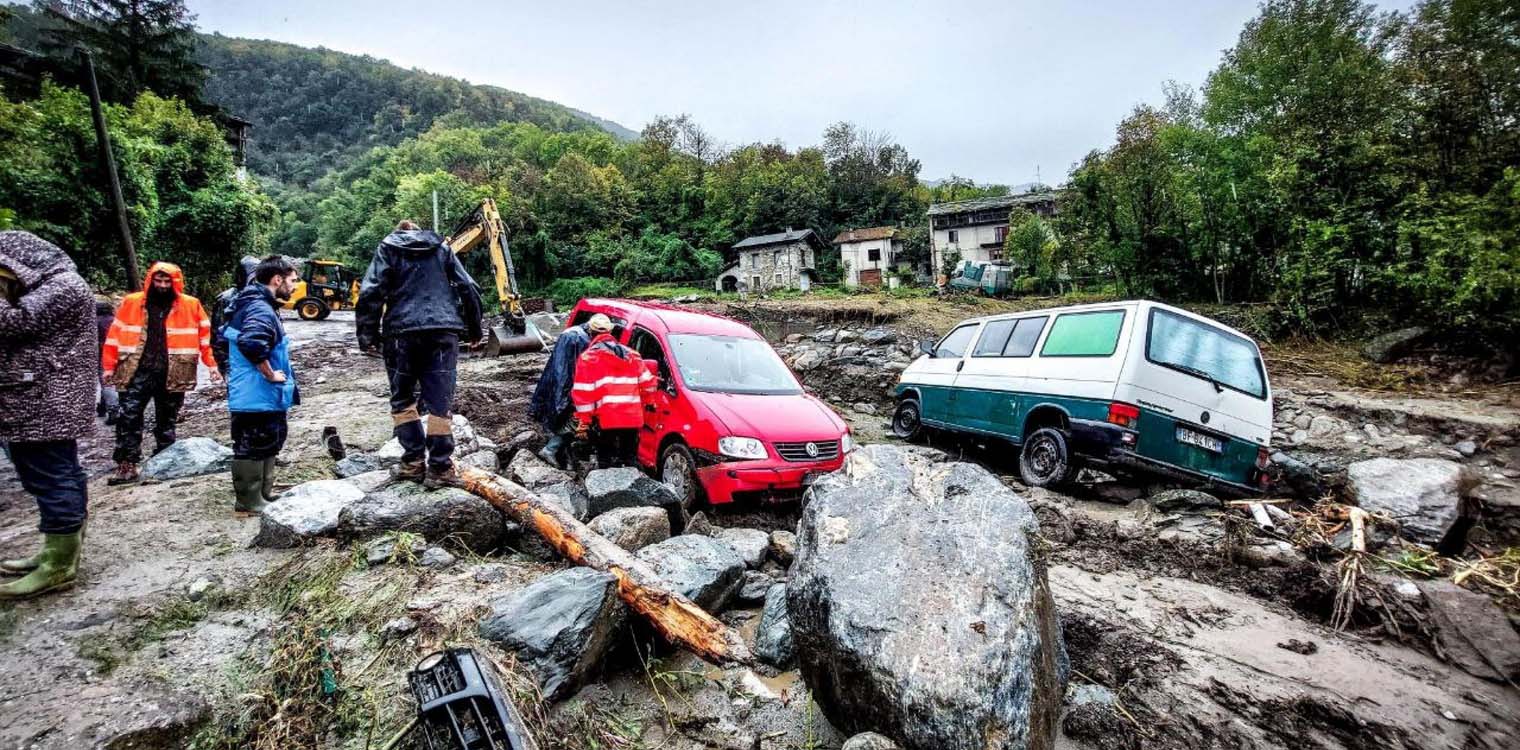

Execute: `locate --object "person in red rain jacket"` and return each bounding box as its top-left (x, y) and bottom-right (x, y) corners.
top-left (571, 314), bottom-right (657, 468)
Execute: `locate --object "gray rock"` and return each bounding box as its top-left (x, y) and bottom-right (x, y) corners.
top-left (186, 576), bottom-right (219, 603)
top-left (584, 467), bottom-right (682, 524)
top-left (1362, 326), bottom-right (1428, 363)
top-left (685, 511), bottom-right (717, 537)
top-left (861, 328), bottom-right (898, 346)
top-left (1065, 683), bottom-right (1116, 708)
top-left (450, 414), bottom-right (480, 455)
top-left (1418, 580), bottom-right (1520, 683)
top-left (813, 328), bottom-right (839, 342)
top-left (479, 568), bottom-right (626, 701)
top-left (1094, 483), bottom-right (1143, 504)
top-left (365, 536), bottom-right (399, 566)
top-left (375, 437), bottom-right (405, 467)
top-left (737, 570), bottom-right (777, 604)
top-left (842, 733), bottom-right (900, 750)
top-left (836, 330), bottom-right (859, 343)
top-left (1455, 440), bottom-right (1478, 457)
top-left (1149, 488), bottom-right (1222, 512)
top-left (539, 481), bottom-right (590, 521)
top-left (509, 449), bottom-right (572, 490)
top-left (793, 349), bottom-right (827, 371)
top-left (473, 563), bottom-right (511, 584)
top-left (769, 530), bottom-right (797, 566)
top-left (337, 481), bottom-right (506, 552)
top-left (1271, 451), bottom-right (1337, 501)
top-left (381, 616), bottom-right (418, 640)
top-left (255, 480), bottom-right (366, 548)
top-left (459, 450), bottom-right (500, 472)
top-left (718, 527), bottom-right (770, 569)
top-left (587, 506), bottom-right (670, 552)
top-left (788, 444), bottom-right (1067, 750)
top-left (851, 402), bottom-right (878, 415)
top-left (1348, 458), bottom-right (1469, 544)
top-left (334, 453), bottom-right (384, 478)
top-left (419, 546), bottom-right (457, 569)
top-left (1308, 414), bottom-right (1347, 439)
top-left (142, 437), bottom-right (232, 480)
top-left (347, 469), bottom-right (393, 493)
top-left (755, 583), bottom-right (795, 667)
top-left (635, 534), bottom-right (746, 611)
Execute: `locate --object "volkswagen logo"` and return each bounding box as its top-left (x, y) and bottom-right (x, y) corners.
top-left (805, 442), bottom-right (820, 458)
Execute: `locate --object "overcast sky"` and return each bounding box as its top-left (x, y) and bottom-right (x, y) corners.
top-left (190, 0), bottom-right (1417, 186)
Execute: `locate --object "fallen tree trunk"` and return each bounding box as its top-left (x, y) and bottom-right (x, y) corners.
top-left (457, 466), bottom-right (753, 666)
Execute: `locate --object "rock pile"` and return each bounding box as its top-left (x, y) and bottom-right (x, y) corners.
top-left (775, 325), bottom-right (919, 406)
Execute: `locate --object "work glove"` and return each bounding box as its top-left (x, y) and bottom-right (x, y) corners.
top-left (574, 419), bottom-right (590, 440)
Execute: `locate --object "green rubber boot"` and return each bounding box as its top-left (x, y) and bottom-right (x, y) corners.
top-left (260, 457), bottom-right (278, 502)
top-left (232, 459), bottom-right (267, 516)
top-left (0, 532), bottom-right (80, 599)
top-left (0, 544), bottom-right (41, 576)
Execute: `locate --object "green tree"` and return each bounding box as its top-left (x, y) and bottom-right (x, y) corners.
top-left (34, 0), bottom-right (205, 106)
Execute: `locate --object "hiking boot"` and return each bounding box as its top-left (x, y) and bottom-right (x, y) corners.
top-left (106, 461), bottom-right (140, 486)
top-left (392, 459), bottom-right (426, 482)
top-left (232, 459), bottom-right (268, 516)
top-left (322, 426), bottom-right (347, 460)
top-left (0, 532), bottom-right (81, 600)
top-left (424, 463), bottom-right (463, 490)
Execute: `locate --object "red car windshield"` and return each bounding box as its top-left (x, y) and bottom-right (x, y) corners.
top-left (668, 334), bottom-right (802, 395)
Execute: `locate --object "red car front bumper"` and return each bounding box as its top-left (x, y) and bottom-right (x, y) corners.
top-left (697, 455), bottom-right (846, 504)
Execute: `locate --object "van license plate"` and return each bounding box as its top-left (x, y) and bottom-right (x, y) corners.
top-left (1176, 427), bottom-right (1223, 453)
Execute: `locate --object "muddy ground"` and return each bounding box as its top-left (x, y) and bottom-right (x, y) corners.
top-left (1, 300), bottom-right (1518, 749)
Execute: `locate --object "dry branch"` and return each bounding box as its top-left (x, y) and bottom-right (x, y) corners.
top-left (456, 466), bottom-right (753, 666)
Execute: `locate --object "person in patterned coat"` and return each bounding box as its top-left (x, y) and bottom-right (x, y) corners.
top-left (0, 231), bottom-right (95, 599)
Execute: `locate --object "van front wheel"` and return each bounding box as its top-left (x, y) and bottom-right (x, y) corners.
top-left (892, 399), bottom-right (924, 442)
top-left (1019, 427), bottom-right (1075, 487)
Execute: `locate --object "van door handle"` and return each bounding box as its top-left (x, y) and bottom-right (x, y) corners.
top-left (956, 361), bottom-right (964, 372)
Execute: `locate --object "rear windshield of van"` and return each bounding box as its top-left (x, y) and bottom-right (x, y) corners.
top-left (1040, 310), bottom-right (1124, 357)
top-left (1146, 309), bottom-right (1266, 399)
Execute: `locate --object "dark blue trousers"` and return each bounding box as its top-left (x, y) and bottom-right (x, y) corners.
top-left (384, 332), bottom-right (459, 469)
top-left (5, 440), bottom-right (89, 534)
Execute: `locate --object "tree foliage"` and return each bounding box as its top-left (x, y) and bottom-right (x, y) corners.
top-left (32, 0), bottom-right (205, 106)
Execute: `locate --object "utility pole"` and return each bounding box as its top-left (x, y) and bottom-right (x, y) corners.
top-left (432, 190), bottom-right (440, 231)
top-left (81, 48), bottom-right (139, 291)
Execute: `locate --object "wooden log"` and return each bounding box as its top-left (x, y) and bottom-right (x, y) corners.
top-left (1349, 507), bottom-right (1370, 554)
top-left (456, 466), bottom-right (753, 666)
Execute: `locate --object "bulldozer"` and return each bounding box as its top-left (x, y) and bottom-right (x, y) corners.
top-left (283, 258), bottom-right (360, 320)
top-left (446, 198), bottom-right (549, 355)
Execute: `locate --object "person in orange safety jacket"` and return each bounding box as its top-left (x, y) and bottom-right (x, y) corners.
top-left (101, 262), bottom-right (218, 484)
top-left (570, 313), bottom-right (656, 468)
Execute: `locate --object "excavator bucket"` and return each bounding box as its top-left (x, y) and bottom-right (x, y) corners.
top-left (485, 316), bottom-right (546, 356)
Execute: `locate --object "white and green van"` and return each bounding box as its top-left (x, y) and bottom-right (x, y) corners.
top-left (892, 300), bottom-right (1273, 495)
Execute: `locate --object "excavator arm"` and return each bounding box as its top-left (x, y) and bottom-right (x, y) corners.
top-left (447, 198), bottom-right (545, 354)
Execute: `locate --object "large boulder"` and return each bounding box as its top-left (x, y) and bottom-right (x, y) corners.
top-left (789, 444), bottom-right (1067, 750)
top-left (508, 449), bottom-right (573, 490)
top-left (1417, 580), bottom-right (1520, 683)
top-left (479, 568), bottom-right (626, 701)
top-left (255, 480), bottom-right (366, 548)
top-left (717, 527), bottom-right (770, 569)
top-left (1347, 458), bottom-right (1470, 544)
top-left (1362, 326), bottom-right (1428, 364)
top-left (754, 583), bottom-right (795, 667)
top-left (539, 481), bottom-right (590, 521)
top-left (584, 467), bottom-right (683, 526)
top-left (337, 481), bottom-right (506, 552)
top-left (635, 534), bottom-right (746, 611)
top-left (587, 506), bottom-right (670, 552)
top-left (142, 437), bottom-right (231, 480)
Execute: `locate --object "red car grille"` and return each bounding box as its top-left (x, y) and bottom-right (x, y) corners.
top-left (774, 440), bottom-right (840, 462)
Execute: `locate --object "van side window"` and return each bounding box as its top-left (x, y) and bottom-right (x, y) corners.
top-left (972, 320), bottom-right (1017, 357)
top-left (628, 326), bottom-right (670, 380)
top-left (1040, 310), bottom-right (1125, 357)
top-left (1003, 316), bottom-right (1048, 357)
top-left (935, 324), bottom-right (979, 359)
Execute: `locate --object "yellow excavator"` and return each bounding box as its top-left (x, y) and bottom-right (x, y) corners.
top-left (445, 198), bottom-right (547, 355)
top-left (283, 258), bottom-right (360, 320)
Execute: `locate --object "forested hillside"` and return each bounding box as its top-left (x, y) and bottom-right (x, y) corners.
top-left (196, 34), bottom-right (637, 186)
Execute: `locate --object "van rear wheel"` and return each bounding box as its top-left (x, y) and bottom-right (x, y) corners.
top-left (892, 399), bottom-right (924, 442)
top-left (1019, 427), bottom-right (1076, 488)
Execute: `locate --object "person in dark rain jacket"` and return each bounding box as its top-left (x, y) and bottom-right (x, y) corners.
top-left (356, 220), bottom-right (483, 487)
top-left (527, 319), bottom-right (592, 468)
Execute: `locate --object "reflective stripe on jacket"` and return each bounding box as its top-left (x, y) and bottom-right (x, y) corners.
top-left (571, 333), bottom-right (656, 430)
top-left (101, 261), bottom-right (216, 392)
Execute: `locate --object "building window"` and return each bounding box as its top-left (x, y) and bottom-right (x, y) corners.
top-left (995, 225), bottom-right (1009, 244)
top-left (772, 250), bottom-right (781, 267)
top-left (752, 275), bottom-right (762, 289)
top-left (868, 247), bottom-right (881, 262)
top-left (948, 230), bottom-right (959, 244)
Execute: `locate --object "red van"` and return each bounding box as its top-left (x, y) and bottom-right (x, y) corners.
top-left (565, 299), bottom-right (854, 507)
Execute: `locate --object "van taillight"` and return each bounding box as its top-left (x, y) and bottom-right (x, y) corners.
top-left (1255, 447), bottom-right (1271, 470)
top-left (1107, 402), bottom-right (1140, 429)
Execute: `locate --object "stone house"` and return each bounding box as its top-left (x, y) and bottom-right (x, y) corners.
top-left (716, 228), bottom-right (824, 293)
top-left (928, 192), bottom-right (1058, 276)
top-left (832, 226), bottom-right (905, 288)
